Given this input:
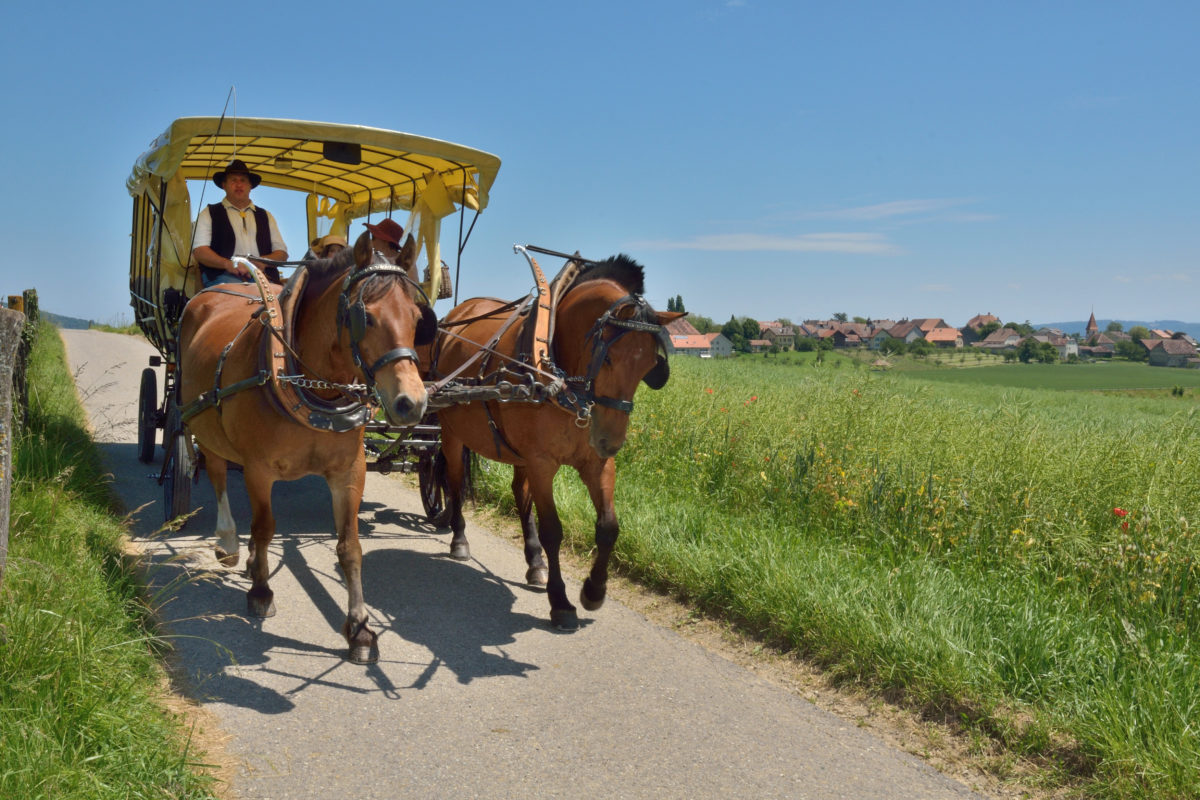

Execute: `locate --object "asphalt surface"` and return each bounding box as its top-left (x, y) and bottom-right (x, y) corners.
top-left (62, 328), bottom-right (984, 800)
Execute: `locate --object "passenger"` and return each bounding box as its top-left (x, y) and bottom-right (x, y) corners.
top-left (316, 234), bottom-right (348, 258)
top-left (192, 159), bottom-right (288, 287)
top-left (363, 218), bottom-right (411, 277)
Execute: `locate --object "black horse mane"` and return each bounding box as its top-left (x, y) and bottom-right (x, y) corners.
top-left (575, 254), bottom-right (646, 296)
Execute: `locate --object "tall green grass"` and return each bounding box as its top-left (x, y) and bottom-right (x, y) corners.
top-left (0, 323), bottom-right (216, 799)
top-left (473, 355), bottom-right (1200, 800)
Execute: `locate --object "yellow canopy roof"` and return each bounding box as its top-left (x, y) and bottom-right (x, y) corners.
top-left (126, 117), bottom-right (501, 219)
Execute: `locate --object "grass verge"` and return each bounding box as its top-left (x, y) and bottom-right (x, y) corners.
top-left (0, 321), bottom-right (218, 800)
top-left (469, 355), bottom-right (1199, 800)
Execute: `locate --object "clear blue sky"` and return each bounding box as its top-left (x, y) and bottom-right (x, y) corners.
top-left (2, 1), bottom-right (1196, 329)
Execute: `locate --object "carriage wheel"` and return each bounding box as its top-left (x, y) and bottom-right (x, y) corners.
top-left (163, 403), bottom-right (193, 524)
top-left (418, 449), bottom-right (446, 524)
top-left (137, 367), bottom-right (158, 463)
top-left (419, 447), bottom-right (471, 528)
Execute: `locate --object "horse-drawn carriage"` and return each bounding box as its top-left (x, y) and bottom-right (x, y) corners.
top-left (127, 116), bottom-right (678, 662)
top-left (128, 116), bottom-right (500, 521)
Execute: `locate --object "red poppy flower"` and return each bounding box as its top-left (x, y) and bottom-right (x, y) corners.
top-left (705, 388), bottom-right (713, 394)
top-left (1113, 507), bottom-right (1129, 517)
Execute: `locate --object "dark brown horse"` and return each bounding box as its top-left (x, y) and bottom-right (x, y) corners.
top-left (179, 231), bottom-right (436, 662)
top-left (429, 255), bottom-right (680, 629)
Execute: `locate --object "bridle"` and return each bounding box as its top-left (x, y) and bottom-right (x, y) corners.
top-left (336, 257), bottom-right (429, 387)
top-left (561, 294), bottom-right (669, 418)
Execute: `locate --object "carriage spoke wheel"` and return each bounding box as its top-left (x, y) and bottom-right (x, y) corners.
top-left (419, 447), bottom-right (472, 528)
top-left (137, 367), bottom-right (158, 463)
top-left (418, 449), bottom-right (447, 526)
top-left (163, 402), bottom-right (193, 524)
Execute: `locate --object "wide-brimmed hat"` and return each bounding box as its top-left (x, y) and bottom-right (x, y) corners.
top-left (318, 234), bottom-right (348, 252)
top-left (364, 218), bottom-right (405, 246)
top-left (213, 159), bottom-right (262, 189)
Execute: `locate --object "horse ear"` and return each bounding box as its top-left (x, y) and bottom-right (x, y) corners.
top-left (415, 304), bottom-right (438, 347)
top-left (352, 231), bottom-right (372, 266)
top-left (399, 235), bottom-right (419, 277)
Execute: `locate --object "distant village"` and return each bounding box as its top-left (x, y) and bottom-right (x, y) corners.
top-left (665, 312), bottom-right (1200, 369)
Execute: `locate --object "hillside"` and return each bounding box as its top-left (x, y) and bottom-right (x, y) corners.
top-left (1037, 319), bottom-right (1200, 338)
top-left (41, 311), bottom-right (92, 330)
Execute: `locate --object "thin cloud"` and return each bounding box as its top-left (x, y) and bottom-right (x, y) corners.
top-left (630, 232), bottom-right (897, 254)
top-left (921, 283), bottom-right (953, 293)
top-left (793, 198), bottom-right (993, 224)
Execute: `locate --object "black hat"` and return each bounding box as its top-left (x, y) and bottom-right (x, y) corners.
top-left (213, 159), bottom-right (262, 189)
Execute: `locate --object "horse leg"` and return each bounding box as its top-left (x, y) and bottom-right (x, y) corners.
top-left (443, 441), bottom-right (471, 561)
top-left (204, 448), bottom-right (240, 567)
top-left (242, 469), bottom-right (277, 618)
top-left (578, 457), bottom-right (618, 612)
top-left (512, 466), bottom-right (548, 586)
top-left (329, 460), bottom-right (378, 664)
top-left (526, 463), bottom-right (576, 630)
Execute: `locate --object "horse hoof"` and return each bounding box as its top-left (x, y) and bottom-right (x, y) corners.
top-left (580, 579), bottom-right (606, 612)
top-left (215, 549), bottom-right (239, 568)
top-left (246, 590), bottom-right (276, 618)
top-left (348, 644), bottom-right (379, 665)
top-left (526, 566), bottom-right (549, 586)
top-left (550, 607), bottom-right (579, 631)
top-left (450, 543), bottom-right (471, 561)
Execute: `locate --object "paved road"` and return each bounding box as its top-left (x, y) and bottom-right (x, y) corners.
top-left (62, 328), bottom-right (983, 800)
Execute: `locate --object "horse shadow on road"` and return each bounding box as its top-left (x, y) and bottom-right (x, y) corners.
top-left (120, 462), bottom-right (546, 715)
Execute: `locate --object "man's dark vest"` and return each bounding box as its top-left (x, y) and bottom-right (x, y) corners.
top-left (202, 203), bottom-right (273, 282)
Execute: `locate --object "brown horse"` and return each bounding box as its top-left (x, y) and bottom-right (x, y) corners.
top-left (429, 254), bottom-right (680, 629)
top-left (179, 231), bottom-right (436, 663)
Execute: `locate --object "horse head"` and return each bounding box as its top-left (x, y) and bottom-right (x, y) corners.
top-left (555, 255), bottom-right (683, 459)
top-left (337, 231), bottom-right (436, 426)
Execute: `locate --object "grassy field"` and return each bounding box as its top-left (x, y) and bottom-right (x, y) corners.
top-left (470, 353), bottom-right (1200, 800)
top-left (904, 359), bottom-right (1200, 392)
top-left (0, 323), bottom-right (217, 799)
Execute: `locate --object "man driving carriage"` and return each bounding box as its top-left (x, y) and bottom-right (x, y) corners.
top-left (192, 159), bottom-right (288, 286)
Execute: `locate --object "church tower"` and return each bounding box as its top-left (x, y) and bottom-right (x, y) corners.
top-left (1086, 310), bottom-right (1099, 342)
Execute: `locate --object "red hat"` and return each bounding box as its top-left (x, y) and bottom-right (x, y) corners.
top-left (364, 218), bottom-right (405, 245)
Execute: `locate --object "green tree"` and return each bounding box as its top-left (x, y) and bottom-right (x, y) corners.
top-left (1115, 339), bottom-right (1147, 361)
top-left (674, 294), bottom-right (685, 313)
top-left (742, 318), bottom-right (760, 345)
top-left (833, 312), bottom-right (849, 322)
top-left (977, 320), bottom-right (1001, 338)
top-left (1106, 320), bottom-right (1124, 333)
top-left (690, 315), bottom-right (715, 333)
top-left (721, 315), bottom-right (741, 341)
top-left (908, 338), bottom-right (934, 358)
top-left (1128, 325), bottom-right (1151, 343)
top-left (666, 296), bottom-right (677, 312)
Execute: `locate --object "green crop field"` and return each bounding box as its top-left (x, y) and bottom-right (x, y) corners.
top-left (903, 359), bottom-right (1200, 392)
top-left (471, 353), bottom-right (1200, 800)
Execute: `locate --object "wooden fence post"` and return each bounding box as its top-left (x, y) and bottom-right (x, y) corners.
top-left (0, 306), bottom-right (27, 594)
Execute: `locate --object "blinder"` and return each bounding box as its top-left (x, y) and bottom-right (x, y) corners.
top-left (571, 294), bottom-right (670, 416)
top-left (416, 303), bottom-right (439, 347)
top-left (337, 263), bottom-right (432, 385)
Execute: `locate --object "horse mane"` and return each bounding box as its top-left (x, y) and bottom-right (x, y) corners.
top-left (297, 246), bottom-right (357, 298)
top-left (574, 254), bottom-right (646, 297)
